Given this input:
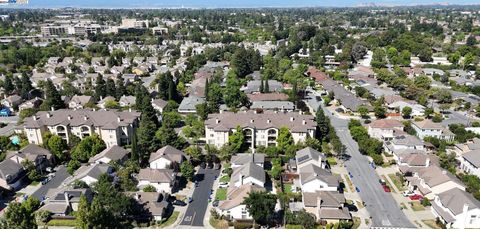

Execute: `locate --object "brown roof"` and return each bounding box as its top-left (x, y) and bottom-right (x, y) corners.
top-left (306, 67), bottom-right (328, 82)
top-left (247, 93), bottom-right (289, 102)
top-left (368, 119), bottom-right (403, 129)
top-left (218, 184), bottom-right (265, 210)
top-left (417, 166), bottom-right (462, 188)
top-left (206, 110), bottom-right (316, 133)
top-left (413, 120), bottom-right (443, 130)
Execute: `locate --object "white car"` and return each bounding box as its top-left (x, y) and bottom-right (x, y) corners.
top-left (402, 191), bottom-right (415, 197)
top-left (218, 182), bottom-right (228, 188)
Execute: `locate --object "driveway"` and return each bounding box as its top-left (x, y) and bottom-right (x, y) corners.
top-left (31, 165), bottom-right (69, 200)
top-left (180, 168), bottom-right (220, 227)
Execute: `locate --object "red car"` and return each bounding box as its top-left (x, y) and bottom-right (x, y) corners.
top-left (409, 194), bottom-right (423, 200)
top-left (382, 185), bottom-right (391, 192)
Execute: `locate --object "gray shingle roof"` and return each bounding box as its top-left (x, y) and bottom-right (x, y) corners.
top-left (231, 153), bottom-right (265, 166)
top-left (205, 110), bottom-right (316, 133)
top-left (230, 162), bottom-right (265, 184)
top-left (250, 101), bottom-right (294, 110)
top-left (88, 145), bottom-right (129, 163)
top-left (299, 164), bottom-right (338, 187)
top-left (463, 149), bottom-right (480, 168)
top-left (296, 147), bottom-right (326, 166)
top-left (243, 80), bottom-right (283, 94)
top-left (437, 188), bottom-right (480, 215)
top-left (149, 145), bottom-right (186, 163)
top-left (138, 168), bottom-right (175, 183)
top-left (178, 96), bottom-right (205, 112)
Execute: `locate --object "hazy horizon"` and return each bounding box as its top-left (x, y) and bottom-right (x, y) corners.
top-left (2, 0), bottom-right (480, 9)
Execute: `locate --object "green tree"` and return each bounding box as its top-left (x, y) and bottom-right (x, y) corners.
top-left (76, 194), bottom-right (90, 229)
top-left (3, 75), bottom-right (14, 95)
top-left (105, 78), bottom-right (116, 97)
top-left (70, 135), bottom-right (106, 162)
top-left (47, 135), bottom-right (68, 162)
top-left (277, 127), bottom-right (294, 152)
top-left (228, 126), bottom-right (247, 154)
top-left (243, 191), bottom-right (277, 225)
top-left (20, 74), bottom-right (33, 99)
top-left (94, 74), bottom-right (106, 101)
top-left (402, 106), bottom-right (412, 119)
top-left (41, 79), bottom-right (64, 110)
top-left (136, 115), bottom-right (160, 163)
top-left (357, 105), bottom-right (369, 118)
top-left (316, 106), bottom-right (330, 141)
top-left (180, 160), bottom-right (195, 181)
top-left (156, 126), bottom-right (188, 150)
top-left (142, 185), bottom-right (157, 192)
top-left (374, 105), bottom-right (386, 119)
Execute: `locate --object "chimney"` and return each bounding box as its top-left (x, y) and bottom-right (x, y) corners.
top-left (240, 175), bottom-right (244, 185)
top-left (33, 116), bottom-right (38, 121)
top-left (129, 108), bottom-right (132, 112)
top-left (299, 110), bottom-right (303, 115)
top-left (267, 119), bottom-right (271, 123)
top-left (84, 115), bottom-right (88, 121)
top-left (250, 119), bottom-right (254, 123)
top-left (93, 108), bottom-right (96, 111)
top-left (426, 158), bottom-right (430, 167)
top-left (254, 110), bottom-right (257, 114)
top-left (290, 117), bottom-right (294, 122)
top-left (46, 113), bottom-right (52, 118)
top-left (302, 119), bottom-right (306, 125)
top-left (215, 118), bottom-right (220, 124)
top-left (67, 115), bottom-right (72, 120)
top-left (135, 192), bottom-right (140, 200)
top-left (442, 170), bottom-right (447, 175)
top-left (51, 107), bottom-right (55, 111)
top-left (117, 117), bottom-right (121, 122)
top-left (73, 108), bottom-right (77, 111)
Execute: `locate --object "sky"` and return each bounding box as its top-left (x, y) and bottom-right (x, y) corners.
top-left (2, 0), bottom-right (480, 8)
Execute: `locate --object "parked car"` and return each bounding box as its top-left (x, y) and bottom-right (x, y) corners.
top-left (172, 200), bottom-right (187, 206)
top-left (219, 182), bottom-right (228, 188)
top-left (382, 185), bottom-right (391, 193)
top-left (402, 191), bottom-right (415, 197)
top-left (355, 187), bottom-right (360, 192)
top-left (379, 179), bottom-right (386, 185)
top-left (212, 200), bottom-right (219, 207)
top-left (409, 194), bottom-right (423, 200)
top-left (188, 197), bottom-right (193, 203)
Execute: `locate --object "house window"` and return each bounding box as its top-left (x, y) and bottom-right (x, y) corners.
top-left (470, 215), bottom-right (477, 224)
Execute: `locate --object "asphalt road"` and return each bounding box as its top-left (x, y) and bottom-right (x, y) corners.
top-left (180, 168), bottom-right (220, 227)
top-left (31, 165), bottom-right (69, 200)
top-left (304, 92), bottom-right (414, 228)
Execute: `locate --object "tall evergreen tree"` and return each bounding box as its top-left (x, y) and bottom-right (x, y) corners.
top-left (316, 106), bottom-right (330, 141)
top-left (42, 79), bottom-right (64, 110)
top-left (76, 194), bottom-right (90, 229)
top-left (94, 74), bottom-right (106, 101)
top-left (105, 78), bottom-right (116, 97)
top-left (14, 76), bottom-right (22, 95)
top-left (3, 75), bottom-right (14, 95)
top-left (168, 78), bottom-right (176, 101)
top-left (20, 73), bottom-right (33, 99)
top-left (204, 78), bottom-right (210, 100)
top-left (115, 76), bottom-right (127, 100)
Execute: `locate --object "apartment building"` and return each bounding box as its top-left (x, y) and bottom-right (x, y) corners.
top-left (23, 109), bottom-right (140, 147)
top-left (205, 110), bottom-right (316, 149)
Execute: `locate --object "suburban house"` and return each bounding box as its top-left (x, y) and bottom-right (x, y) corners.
top-left (130, 192), bottom-right (172, 221)
top-left (0, 159), bottom-right (25, 190)
top-left (230, 162), bottom-right (266, 188)
top-left (387, 101), bottom-right (425, 117)
top-left (412, 120), bottom-right (455, 142)
top-left (452, 138), bottom-right (480, 156)
top-left (1, 95), bottom-right (22, 111)
top-left (88, 145), bottom-right (129, 165)
top-left (7, 144), bottom-right (53, 171)
top-left (205, 110), bottom-right (316, 149)
top-left (367, 119), bottom-right (404, 140)
top-left (64, 164), bottom-right (113, 186)
top-left (68, 95), bottom-right (94, 109)
top-left (385, 134), bottom-right (425, 153)
top-left (149, 145), bottom-right (187, 169)
top-left (250, 101), bottom-right (295, 111)
top-left (301, 191), bottom-right (351, 224)
top-left (152, 98), bottom-right (168, 113)
top-left (432, 188), bottom-right (480, 229)
top-left (406, 165), bottom-right (465, 199)
top-left (217, 183), bottom-right (266, 220)
top-left (458, 149), bottom-right (480, 177)
top-left (393, 149), bottom-right (431, 174)
top-left (38, 187), bottom-right (93, 217)
top-left (296, 164), bottom-right (339, 192)
top-left (231, 153), bottom-right (265, 168)
top-left (178, 96), bottom-right (205, 114)
top-left (119, 95), bottom-right (136, 107)
top-left (295, 147), bottom-right (327, 171)
top-left (97, 96), bottom-right (116, 109)
top-left (23, 109), bottom-right (140, 147)
top-left (137, 168), bottom-right (178, 193)
top-left (18, 97), bottom-right (43, 111)
top-left (241, 80), bottom-right (284, 94)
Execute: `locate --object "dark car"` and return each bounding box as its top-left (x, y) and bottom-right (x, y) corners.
top-left (212, 200), bottom-right (219, 207)
top-left (172, 200), bottom-right (187, 206)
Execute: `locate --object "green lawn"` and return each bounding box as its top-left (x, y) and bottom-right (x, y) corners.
top-left (410, 201), bottom-right (426, 211)
top-left (388, 173), bottom-right (406, 191)
top-left (158, 211), bottom-right (179, 228)
top-left (215, 188), bottom-right (227, 201)
top-left (284, 184), bottom-right (293, 193)
top-left (47, 219), bottom-right (76, 226)
top-left (327, 157), bottom-right (337, 166)
top-left (352, 216), bottom-right (361, 229)
top-left (219, 175), bottom-right (230, 183)
top-left (30, 181), bottom-right (40, 186)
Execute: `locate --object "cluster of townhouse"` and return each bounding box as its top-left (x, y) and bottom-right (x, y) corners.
top-left (288, 147), bottom-right (351, 224)
top-left (367, 118), bottom-right (480, 228)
